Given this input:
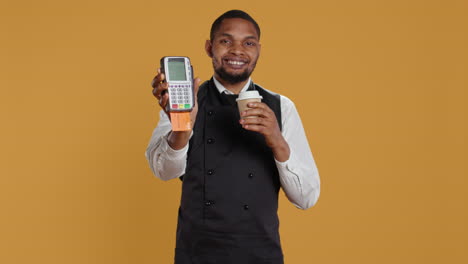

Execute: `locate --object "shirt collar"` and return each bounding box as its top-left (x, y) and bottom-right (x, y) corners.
top-left (212, 76), bottom-right (252, 95)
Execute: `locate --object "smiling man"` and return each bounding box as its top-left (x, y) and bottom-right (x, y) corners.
top-left (147, 10), bottom-right (320, 264)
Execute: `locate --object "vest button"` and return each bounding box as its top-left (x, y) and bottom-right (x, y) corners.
top-left (244, 204), bottom-right (249, 210)
top-left (205, 200), bottom-right (214, 206)
top-left (208, 110), bottom-right (215, 116)
top-left (248, 173), bottom-right (254, 178)
top-left (207, 138), bottom-right (215, 144)
top-left (207, 169), bottom-right (214, 175)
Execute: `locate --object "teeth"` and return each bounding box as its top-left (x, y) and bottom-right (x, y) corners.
top-left (227, 60), bottom-right (245, 65)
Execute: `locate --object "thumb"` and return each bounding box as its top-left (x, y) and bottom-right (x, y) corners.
top-left (193, 77), bottom-right (201, 100)
top-left (193, 77), bottom-right (201, 93)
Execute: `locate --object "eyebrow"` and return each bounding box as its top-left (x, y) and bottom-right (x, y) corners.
top-left (219, 33), bottom-right (259, 41)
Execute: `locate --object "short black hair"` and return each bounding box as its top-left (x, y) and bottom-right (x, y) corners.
top-left (210, 10), bottom-right (261, 40)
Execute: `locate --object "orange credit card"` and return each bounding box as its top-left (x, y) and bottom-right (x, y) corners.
top-left (170, 112), bottom-right (192, 131)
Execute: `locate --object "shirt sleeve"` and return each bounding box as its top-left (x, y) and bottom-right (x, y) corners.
top-left (276, 96), bottom-right (321, 209)
top-left (145, 110), bottom-right (189, 181)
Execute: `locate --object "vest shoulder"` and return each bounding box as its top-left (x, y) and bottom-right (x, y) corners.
top-left (254, 84), bottom-right (281, 97)
top-left (254, 84), bottom-right (296, 105)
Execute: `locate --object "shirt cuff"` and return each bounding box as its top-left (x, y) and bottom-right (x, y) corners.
top-left (275, 158), bottom-right (289, 169)
top-left (161, 132), bottom-right (189, 160)
top-left (274, 151), bottom-right (299, 176)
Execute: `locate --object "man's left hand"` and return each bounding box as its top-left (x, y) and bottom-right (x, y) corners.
top-left (239, 102), bottom-right (290, 162)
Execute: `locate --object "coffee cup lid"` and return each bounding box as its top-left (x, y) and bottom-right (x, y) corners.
top-left (236, 90), bottom-right (263, 101)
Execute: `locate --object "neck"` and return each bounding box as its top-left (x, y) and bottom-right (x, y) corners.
top-left (214, 74), bottom-right (249, 94)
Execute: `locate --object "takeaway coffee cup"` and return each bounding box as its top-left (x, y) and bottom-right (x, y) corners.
top-left (236, 91), bottom-right (263, 118)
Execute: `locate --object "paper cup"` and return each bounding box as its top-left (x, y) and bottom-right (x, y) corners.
top-left (236, 91), bottom-right (263, 118)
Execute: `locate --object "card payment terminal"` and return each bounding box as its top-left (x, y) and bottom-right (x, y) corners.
top-left (160, 56), bottom-right (194, 131)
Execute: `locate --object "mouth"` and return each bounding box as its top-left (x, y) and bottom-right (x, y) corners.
top-left (223, 58), bottom-right (248, 69)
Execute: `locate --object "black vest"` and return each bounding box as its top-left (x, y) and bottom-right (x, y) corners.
top-left (174, 79), bottom-right (284, 264)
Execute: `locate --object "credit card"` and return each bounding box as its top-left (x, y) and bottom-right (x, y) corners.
top-left (169, 112), bottom-right (192, 131)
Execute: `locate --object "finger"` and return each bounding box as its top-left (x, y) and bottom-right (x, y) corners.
top-left (152, 81), bottom-right (169, 99)
top-left (241, 123), bottom-right (265, 133)
top-left (160, 92), bottom-right (169, 108)
top-left (151, 72), bottom-right (166, 88)
top-left (240, 116), bottom-right (265, 126)
top-left (242, 108), bottom-right (272, 119)
top-left (246, 102), bottom-right (269, 110)
top-left (244, 102), bottom-right (273, 116)
top-left (159, 92), bottom-right (170, 119)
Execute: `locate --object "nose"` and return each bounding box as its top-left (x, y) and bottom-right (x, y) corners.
top-left (229, 41), bottom-right (245, 55)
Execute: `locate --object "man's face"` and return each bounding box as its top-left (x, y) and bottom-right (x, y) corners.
top-left (206, 18), bottom-right (261, 84)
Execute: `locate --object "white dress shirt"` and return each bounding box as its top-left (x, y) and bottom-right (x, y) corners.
top-left (146, 77), bottom-right (320, 209)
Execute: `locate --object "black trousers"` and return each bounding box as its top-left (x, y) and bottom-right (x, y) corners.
top-left (175, 247), bottom-right (284, 264)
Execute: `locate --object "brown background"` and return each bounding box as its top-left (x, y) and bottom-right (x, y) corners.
top-left (1, 0), bottom-right (467, 263)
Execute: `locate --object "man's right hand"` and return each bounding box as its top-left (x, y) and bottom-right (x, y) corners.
top-left (151, 68), bottom-right (201, 150)
top-left (151, 68), bottom-right (170, 117)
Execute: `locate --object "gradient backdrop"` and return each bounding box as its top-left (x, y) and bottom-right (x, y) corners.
top-left (1, 0), bottom-right (467, 263)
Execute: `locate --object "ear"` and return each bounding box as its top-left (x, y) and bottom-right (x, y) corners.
top-left (205, 39), bottom-right (213, 58)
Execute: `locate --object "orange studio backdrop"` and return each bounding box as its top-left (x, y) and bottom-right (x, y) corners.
top-left (0, 0), bottom-right (467, 263)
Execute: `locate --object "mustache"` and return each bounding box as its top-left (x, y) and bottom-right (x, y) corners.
top-left (213, 60), bottom-right (257, 84)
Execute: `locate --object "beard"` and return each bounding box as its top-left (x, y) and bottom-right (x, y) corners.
top-left (213, 61), bottom-right (257, 85)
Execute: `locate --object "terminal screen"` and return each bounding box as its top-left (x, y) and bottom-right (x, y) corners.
top-left (168, 59), bottom-right (187, 81)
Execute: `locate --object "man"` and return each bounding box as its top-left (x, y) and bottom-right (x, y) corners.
top-left (146, 10), bottom-right (320, 264)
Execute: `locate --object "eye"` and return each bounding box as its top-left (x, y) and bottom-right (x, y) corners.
top-left (220, 39), bottom-right (231, 45)
top-left (245, 41), bottom-right (257, 47)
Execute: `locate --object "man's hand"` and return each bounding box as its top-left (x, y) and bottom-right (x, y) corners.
top-left (151, 68), bottom-right (201, 150)
top-left (239, 102), bottom-right (290, 162)
top-left (151, 68), bottom-right (201, 122)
